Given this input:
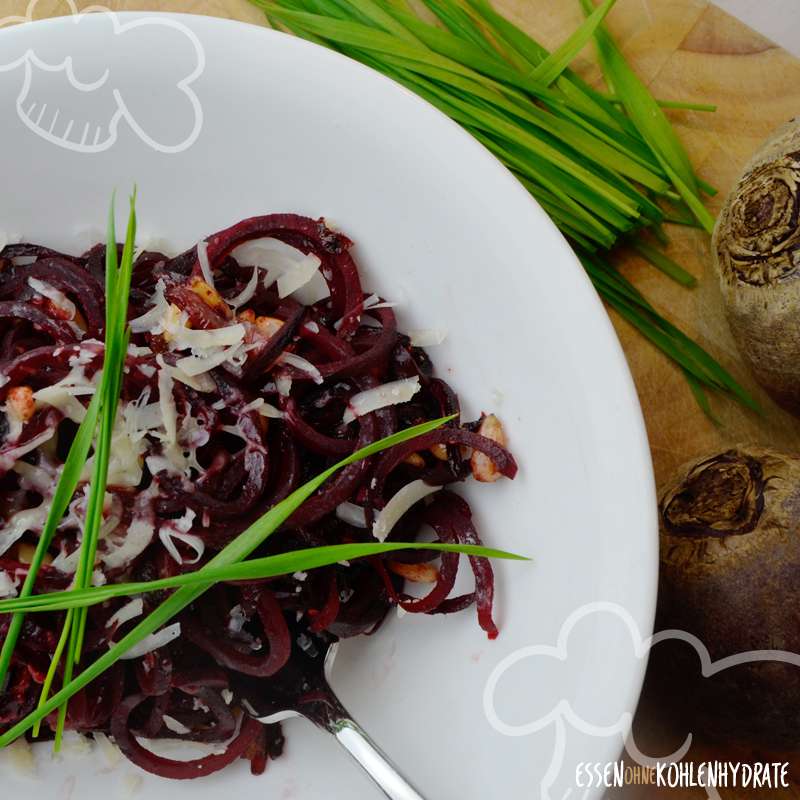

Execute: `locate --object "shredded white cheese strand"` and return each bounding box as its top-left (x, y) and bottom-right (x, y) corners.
top-left (278, 352), bottom-right (323, 384)
top-left (157, 361), bottom-right (178, 448)
top-left (336, 502), bottom-right (368, 528)
top-left (176, 343), bottom-right (245, 377)
top-left (228, 266), bottom-right (259, 308)
top-left (343, 376), bottom-right (420, 424)
top-left (408, 328), bottom-right (448, 347)
top-left (119, 623), bottom-right (181, 660)
top-left (0, 570), bottom-right (19, 598)
top-left (242, 397), bottom-right (284, 419)
top-left (159, 509), bottom-right (204, 565)
top-left (162, 715), bottom-right (192, 735)
top-left (0, 504), bottom-right (50, 558)
top-left (28, 277), bottom-right (76, 320)
top-left (230, 237), bottom-right (329, 304)
top-left (0, 427), bottom-right (56, 475)
top-left (106, 598), bottom-right (144, 629)
top-left (130, 279), bottom-right (168, 333)
top-left (372, 480), bottom-right (442, 542)
top-left (197, 240), bottom-right (215, 289)
top-left (32, 344), bottom-right (100, 423)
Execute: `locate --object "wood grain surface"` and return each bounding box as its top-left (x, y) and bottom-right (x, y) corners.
top-left (3, 0), bottom-right (799, 795)
top-left (493, 3), bottom-right (800, 797)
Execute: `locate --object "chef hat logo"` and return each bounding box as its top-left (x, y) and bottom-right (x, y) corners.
top-left (0, 0), bottom-right (204, 153)
top-left (483, 601), bottom-right (800, 800)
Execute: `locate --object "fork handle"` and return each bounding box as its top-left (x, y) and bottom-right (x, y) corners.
top-left (328, 715), bottom-right (427, 800)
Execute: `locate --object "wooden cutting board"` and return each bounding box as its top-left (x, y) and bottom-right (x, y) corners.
top-left (497, 5), bottom-right (800, 797)
top-left (7, 0), bottom-right (800, 796)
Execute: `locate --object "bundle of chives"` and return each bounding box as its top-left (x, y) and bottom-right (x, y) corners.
top-left (253, 0), bottom-right (757, 415)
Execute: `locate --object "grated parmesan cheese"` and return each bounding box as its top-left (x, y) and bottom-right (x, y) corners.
top-left (159, 509), bottom-right (204, 565)
top-left (28, 277), bottom-right (76, 320)
top-left (372, 480), bottom-right (442, 542)
top-left (343, 376), bottom-right (420, 424)
top-left (130, 279), bottom-right (169, 334)
top-left (161, 312), bottom-right (245, 353)
top-left (278, 352), bottom-right (323, 384)
top-left (101, 515), bottom-right (155, 571)
top-left (162, 715), bottom-right (192, 735)
top-left (230, 237), bottom-right (330, 305)
top-left (335, 501), bottom-right (368, 528)
top-left (408, 328), bottom-right (448, 347)
top-left (196, 240), bottom-right (215, 289)
top-left (0, 501), bottom-right (50, 558)
top-left (228, 266), bottom-right (259, 308)
top-left (176, 342), bottom-right (245, 377)
top-left (13, 458), bottom-right (60, 495)
top-left (32, 343), bottom-right (100, 423)
top-left (0, 569), bottom-right (19, 598)
top-left (242, 397), bottom-right (284, 419)
top-left (119, 622), bottom-right (181, 660)
top-left (157, 361), bottom-right (178, 446)
top-left (276, 374), bottom-right (293, 397)
top-left (0, 426), bottom-right (56, 474)
top-left (92, 732), bottom-right (122, 767)
top-left (106, 598), bottom-right (144, 630)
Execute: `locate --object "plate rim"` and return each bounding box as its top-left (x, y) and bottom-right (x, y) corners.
top-left (0, 10), bottom-right (659, 795)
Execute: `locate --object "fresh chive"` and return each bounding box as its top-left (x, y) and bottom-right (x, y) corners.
top-left (0, 541), bottom-right (529, 615)
top-left (683, 369), bottom-right (722, 425)
top-left (528, 0), bottom-right (617, 86)
top-left (697, 177), bottom-right (718, 197)
top-left (421, 0), bottom-right (501, 56)
top-left (577, 0), bottom-right (713, 230)
top-left (32, 618), bottom-right (72, 738)
top-left (652, 148), bottom-right (716, 234)
top-left (649, 222), bottom-right (670, 247)
top-left (37, 612), bottom-right (74, 742)
top-left (335, 0), bottom-right (421, 42)
top-left (358, 50), bottom-right (640, 235)
top-left (627, 238), bottom-right (697, 287)
top-left (604, 95), bottom-right (718, 113)
top-left (581, 252), bottom-right (758, 412)
top-left (461, 0), bottom-right (635, 134)
top-left (458, 0), bottom-right (549, 74)
top-left (0, 194), bottom-right (120, 693)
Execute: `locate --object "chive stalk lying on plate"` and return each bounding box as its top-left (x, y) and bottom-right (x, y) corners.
top-left (0, 541), bottom-right (527, 616)
top-left (254, 0), bottom-right (757, 415)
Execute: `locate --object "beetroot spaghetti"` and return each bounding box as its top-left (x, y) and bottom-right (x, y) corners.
top-left (0, 214), bottom-right (515, 779)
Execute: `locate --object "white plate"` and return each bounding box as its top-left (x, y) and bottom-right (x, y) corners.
top-left (0, 11), bottom-right (657, 800)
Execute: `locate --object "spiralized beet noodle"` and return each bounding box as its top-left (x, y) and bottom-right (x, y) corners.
top-left (0, 215), bottom-right (516, 779)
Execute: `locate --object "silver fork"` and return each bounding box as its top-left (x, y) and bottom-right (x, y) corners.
top-left (234, 632), bottom-right (426, 800)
